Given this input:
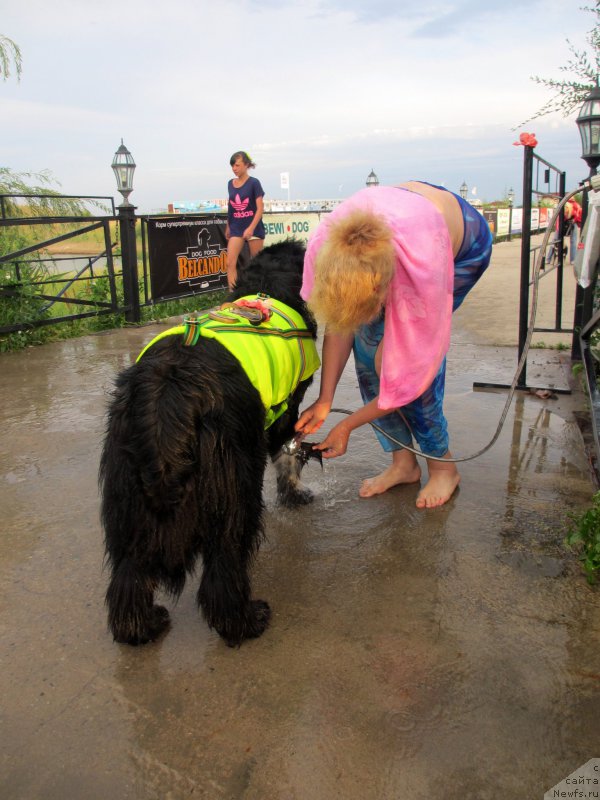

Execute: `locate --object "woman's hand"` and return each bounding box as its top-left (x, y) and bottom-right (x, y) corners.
top-left (295, 400), bottom-right (331, 435)
top-left (243, 227), bottom-right (255, 240)
top-left (312, 420), bottom-right (351, 459)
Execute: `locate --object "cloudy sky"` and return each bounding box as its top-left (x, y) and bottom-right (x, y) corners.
top-left (1, 0), bottom-right (595, 212)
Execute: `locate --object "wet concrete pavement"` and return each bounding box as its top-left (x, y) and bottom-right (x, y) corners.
top-left (3, 239), bottom-right (600, 799)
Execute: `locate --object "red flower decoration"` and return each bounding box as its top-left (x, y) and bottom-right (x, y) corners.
top-left (513, 132), bottom-right (538, 148)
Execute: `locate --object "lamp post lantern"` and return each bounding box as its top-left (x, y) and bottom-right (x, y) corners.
top-left (459, 180), bottom-right (468, 200)
top-left (111, 139), bottom-right (136, 206)
top-left (576, 83), bottom-right (600, 175)
top-left (366, 169), bottom-right (379, 188)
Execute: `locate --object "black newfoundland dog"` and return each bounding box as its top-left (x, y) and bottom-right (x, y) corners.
top-left (99, 240), bottom-right (318, 647)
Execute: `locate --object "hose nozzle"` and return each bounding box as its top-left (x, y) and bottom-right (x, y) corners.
top-left (282, 432), bottom-right (305, 455)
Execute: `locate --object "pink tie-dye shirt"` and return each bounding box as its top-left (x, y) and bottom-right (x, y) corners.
top-left (301, 187), bottom-right (454, 410)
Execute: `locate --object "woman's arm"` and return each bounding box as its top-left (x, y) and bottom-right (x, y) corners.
top-left (313, 396), bottom-right (394, 458)
top-left (296, 331), bottom-right (354, 434)
top-left (318, 331), bottom-right (354, 404)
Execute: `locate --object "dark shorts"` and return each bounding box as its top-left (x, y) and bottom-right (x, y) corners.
top-left (228, 219), bottom-right (266, 240)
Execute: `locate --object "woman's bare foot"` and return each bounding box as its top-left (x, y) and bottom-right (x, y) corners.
top-left (415, 455), bottom-right (460, 508)
top-left (359, 449), bottom-right (421, 497)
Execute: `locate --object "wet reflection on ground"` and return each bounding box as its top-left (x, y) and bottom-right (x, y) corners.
top-left (1, 324), bottom-right (599, 799)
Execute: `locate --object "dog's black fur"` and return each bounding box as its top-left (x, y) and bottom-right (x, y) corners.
top-left (99, 240), bottom-right (317, 647)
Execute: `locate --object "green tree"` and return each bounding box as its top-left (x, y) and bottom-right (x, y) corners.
top-left (0, 167), bottom-right (97, 219)
top-left (518, 3), bottom-right (600, 127)
top-left (0, 35), bottom-right (22, 82)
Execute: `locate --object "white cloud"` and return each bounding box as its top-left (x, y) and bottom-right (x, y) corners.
top-left (1, 0), bottom-right (594, 210)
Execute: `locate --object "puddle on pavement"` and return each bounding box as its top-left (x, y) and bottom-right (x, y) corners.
top-left (2, 329), bottom-right (600, 799)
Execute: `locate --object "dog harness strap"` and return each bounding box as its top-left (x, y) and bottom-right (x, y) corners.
top-left (183, 318), bottom-right (203, 347)
top-left (136, 296), bottom-right (320, 429)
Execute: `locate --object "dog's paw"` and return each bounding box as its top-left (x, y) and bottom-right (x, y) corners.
top-left (250, 599), bottom-right (271, 628)
top-left (279, 485), bottom-right (314, 507)
top-left (113, 604), bottom-right (171, 646)
top-left (245, 599), bottom-right (272, 640)
top-left (147, 604), bottom-right (171, 639)
top-left (224, 600), bottom-right (272, 647)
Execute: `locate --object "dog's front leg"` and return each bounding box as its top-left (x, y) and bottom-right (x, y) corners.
top-left (268, 380), bottom-right (317, 507)
top-left (272, 449), bottom-right (314, 507)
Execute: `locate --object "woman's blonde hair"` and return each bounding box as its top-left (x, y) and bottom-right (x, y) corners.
top-left (308, 209), bottom-right (395, 334)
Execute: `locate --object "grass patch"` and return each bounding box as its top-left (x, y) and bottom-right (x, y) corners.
top-left (530, 340), bottom-right (570, 351)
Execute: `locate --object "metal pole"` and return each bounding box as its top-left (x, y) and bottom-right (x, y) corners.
top-left (118, 204), bottom-right (140, 323)
top-left (555, 171), bottom-right (566, 331)
top-left (518, 145), bottom-right (534, 388)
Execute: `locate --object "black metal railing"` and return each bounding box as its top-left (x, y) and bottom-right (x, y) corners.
top-left (518, 148), bottom-right (571, 389)
top-left (0, 199), bottom-right (230, 335)
top-left (0, 202), bottom-right (122, 333)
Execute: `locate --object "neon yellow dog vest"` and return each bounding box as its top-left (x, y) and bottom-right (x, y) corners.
top-left (137, 296), bottom-right (320, 429)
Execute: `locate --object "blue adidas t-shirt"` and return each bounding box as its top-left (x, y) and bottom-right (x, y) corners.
top-left (227, 176), bottom-right (265, 238)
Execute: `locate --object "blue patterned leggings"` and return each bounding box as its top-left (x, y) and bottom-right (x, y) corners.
top-left (353, 193), bottom-right (492, 457)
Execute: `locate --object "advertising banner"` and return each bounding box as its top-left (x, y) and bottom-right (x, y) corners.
top-left (496, 208), bottom-right (510, 237)
top-left (531, 207), bottom-right (540, 231)
top-left (146, 211), bottom-right (330, 301)
top-left (263, 212), bottom-right (323, 244)
top-left (147, 215), bottom-right (229, 300)
top-left (483, 210), bottom-right (497, 236)
top-left (511, 208), bottom-right (523, 234)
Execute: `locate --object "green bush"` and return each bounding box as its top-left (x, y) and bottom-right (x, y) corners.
top-left (85, 274), bottom-right (126, 332)
top-left (0, 257), bottom-right (55, 351)
top-left (565, 491), bottom-right (600, 584)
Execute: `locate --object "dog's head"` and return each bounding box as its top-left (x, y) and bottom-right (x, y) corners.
top-left (229, 240), bottom-right (315, 333)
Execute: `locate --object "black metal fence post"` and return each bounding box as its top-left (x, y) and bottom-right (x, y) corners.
top-left (554, 171), bottom-right (567, 333)
top-left (118, 204), bottom-right (140, 323)
top-left (517, 145), bottom-right (534, 389)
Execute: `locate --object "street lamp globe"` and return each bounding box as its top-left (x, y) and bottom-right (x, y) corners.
top-left (111, 140), bottom-right (136, 206)
top-left (459, 181), bottom-right (468, 200)
top-left (366, 169), bottom-right (379, 188)
top-left (576, 83), bottom-right (600, 174)
top-left (507, 187), bottom-right (515, 206)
